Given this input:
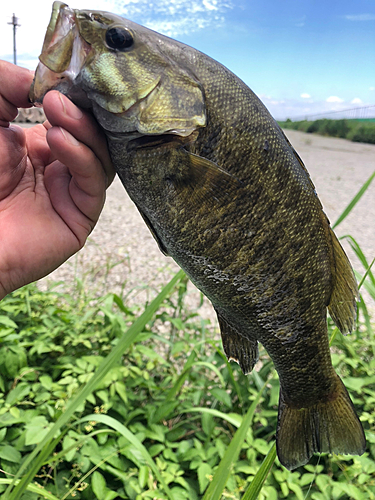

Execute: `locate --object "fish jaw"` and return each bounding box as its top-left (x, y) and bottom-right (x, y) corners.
top-left (29, 1), bottom-right (93, 107)
top-left (30, 2), bottom-right (206, 137)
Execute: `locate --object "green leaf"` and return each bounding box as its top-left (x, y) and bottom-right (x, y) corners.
top-left (104, 492), bottom-right (118, 500)
top-left (25, 416), bottom-right (52, 446)
top-left (5, 383), bottom-right (30, 406)
top-left (138, 465), bottom-right (149, 489)
top-left (198, 463), bottom-right (212, 494)
top-left (0, 445), bottom-right (21, 463)
top-left (342, 377), bottom-right (364, 392)
top-left (0, 428), bottom-right (7, 443)
top-left (210, 388), bottom-right (232, 408)
top-left (62, 436), bottom-right (77, 462)
top-left (92, 471), bottom-right (107, 500)
top-left (151, 401), bottom-right (179, 423)
top-left (288, 481), bottom-right (304, 500)
top-left (202, 413), bottom-right (215, 437)
top-left (0, 316), bottom-right (17, 329)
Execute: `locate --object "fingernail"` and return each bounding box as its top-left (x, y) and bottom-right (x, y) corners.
top-left (58, 92), bottom-right (83, 120)
top-left (60, 127), bottom-right (80, 146)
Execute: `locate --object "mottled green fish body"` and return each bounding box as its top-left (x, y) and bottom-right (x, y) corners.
top-left (30, 2), bottom-right (365, 469)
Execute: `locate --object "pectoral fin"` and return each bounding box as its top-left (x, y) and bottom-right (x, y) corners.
top-left (215, 308), bottom-right (258, 375)
top-left (169, 149), bottom-right (244, 206)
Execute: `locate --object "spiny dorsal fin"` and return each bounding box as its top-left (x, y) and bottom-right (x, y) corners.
top-left (215, 308), bottom-right (258, 375)
top-left (328, 228), bottom-right (358, 333)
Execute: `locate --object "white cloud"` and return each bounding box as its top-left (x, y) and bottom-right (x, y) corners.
top-left (345, 14), bottom-right (375, 21)
top-left (351, 97), bottom-right (363, 104)
top-left (370, 87), bottom-right (375, 91)
top-left (116, 0), bottom-right (233, 37)
top-left (203, 0), bottom-right (219, 11)
top-left (326, 96), bottom-right (344, 103)
top-left (301, 93), bottom-right (311, 99)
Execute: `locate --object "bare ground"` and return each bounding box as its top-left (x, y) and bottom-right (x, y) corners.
top-left (38, 129), bottom-right (375, 317)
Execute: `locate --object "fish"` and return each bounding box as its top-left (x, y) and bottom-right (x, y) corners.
top-left (30, 1), bottom-right (366, 470)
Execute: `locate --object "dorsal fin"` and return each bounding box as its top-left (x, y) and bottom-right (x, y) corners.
top-left (215, 308), bottom-right (258, 375)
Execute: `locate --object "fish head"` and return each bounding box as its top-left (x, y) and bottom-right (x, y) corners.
top-left (30, 1), bottom-right (206, 137)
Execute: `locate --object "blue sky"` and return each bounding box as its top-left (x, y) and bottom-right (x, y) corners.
top-left (1, 0), bottom-right (374, 119)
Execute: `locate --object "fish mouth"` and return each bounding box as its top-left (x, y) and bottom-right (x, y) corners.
top-left (29, 1), bottom-right (92, 105)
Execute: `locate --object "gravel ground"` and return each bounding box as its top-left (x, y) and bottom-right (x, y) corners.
top-left (37, 129), bottom-right (375, 318)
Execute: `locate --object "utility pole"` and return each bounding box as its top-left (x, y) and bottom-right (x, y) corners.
top-left (8, 14), bottom-right (20, 65)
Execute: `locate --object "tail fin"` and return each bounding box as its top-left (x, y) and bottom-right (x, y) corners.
top-left (276, 375), bottom-right (365, 470)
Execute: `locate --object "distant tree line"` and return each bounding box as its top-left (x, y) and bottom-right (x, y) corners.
top-left (278, 118), bottom-right (375, 145)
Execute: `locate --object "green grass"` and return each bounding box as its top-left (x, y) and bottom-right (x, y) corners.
top-left (0, 176), bottom-right (373, 499)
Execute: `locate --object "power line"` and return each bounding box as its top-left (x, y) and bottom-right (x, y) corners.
top-left (290, 104), bottom-right (375, 122)
top-left (8, 13), bottom-right (21, 65)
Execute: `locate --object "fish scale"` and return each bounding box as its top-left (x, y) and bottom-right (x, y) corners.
top-left (30, 1), bottom-right (365, 470)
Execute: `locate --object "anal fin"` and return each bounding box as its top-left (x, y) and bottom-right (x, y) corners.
top-left (215, 308), bottom-right (258, 375)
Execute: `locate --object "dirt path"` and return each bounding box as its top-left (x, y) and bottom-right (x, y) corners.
top-left (38, 129), bottom-right (375, 315)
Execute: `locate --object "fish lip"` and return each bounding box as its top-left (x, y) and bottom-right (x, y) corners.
top-left (29, 1), bottom-right (92, 105)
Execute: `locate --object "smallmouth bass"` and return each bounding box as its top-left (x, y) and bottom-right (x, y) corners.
top-left (30, 1), bottom-right (366, 470)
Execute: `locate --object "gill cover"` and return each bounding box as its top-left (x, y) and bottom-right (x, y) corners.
top-left (30, 1), bottom-right (206, 137)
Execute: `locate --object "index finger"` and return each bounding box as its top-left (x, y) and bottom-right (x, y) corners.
top-left (43, 91), bottom-right (115, 186)
top-left (0, 60), bottom-right (34, 109)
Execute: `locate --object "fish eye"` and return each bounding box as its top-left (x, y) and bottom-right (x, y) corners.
top-left (105, 27), bottom-right (134, 50)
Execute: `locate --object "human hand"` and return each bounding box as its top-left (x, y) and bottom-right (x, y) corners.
top-left (0, 60), bottom-right (114, 299)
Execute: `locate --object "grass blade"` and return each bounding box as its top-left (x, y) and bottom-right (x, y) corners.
top-left (180, 407), bottom-right (243, 428)
top-left (77, 414), bottom-right (174, 499)
top-left (193, 361), bottom-right (226, 387)
top-left (165, 350), bottom-right (197, 402)
top-left (341, 235), bottom-right (375, 286)
top-left (0, 480), bottom-right (60, 500)
top-left (202, 380), bottom-right (269, 500)
top-left (215, 349), bottom-right (244, 407)
top-left (332, 170), bottom-right (375, 229)
top-left (241, 442), bottom-right (277, 500)
top-left (357, 257), bottom-right (375, 292)
top-left (355, 270), bottom-right (375, 301)
top-left (5, 269), bottom-right (185, 500)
